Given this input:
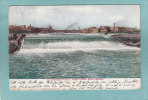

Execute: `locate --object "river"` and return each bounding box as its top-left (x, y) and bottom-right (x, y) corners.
top-left (9, 33), bottom-right (140, 79)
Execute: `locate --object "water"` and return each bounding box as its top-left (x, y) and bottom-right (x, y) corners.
top-left (9, 33), bottom-right (140, 79)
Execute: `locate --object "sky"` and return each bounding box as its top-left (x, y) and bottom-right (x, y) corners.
top-left (9, 5), bottom-right (140, 29)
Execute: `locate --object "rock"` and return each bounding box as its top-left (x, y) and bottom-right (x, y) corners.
top-left (111, 34), bottom-right (140, 47)
top-left (9, 33), bottom-right (25, 54)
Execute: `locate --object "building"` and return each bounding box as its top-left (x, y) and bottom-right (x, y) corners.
top-left (100, 26), bottom-right (108, 34)
top-left (27, 24), bottom-right (34, 32)
top-left (79, 29), bottom-right (89, 33)
top-left (9, 25), bottom-right (14, 29)
top-left (110, 27), bottom-right (119, 32)
top-left (88, 27), bottom-right (99, 33)
top-left (20, 25), bottom-right (26, 30)
top-left (48, 26), bottom-right (53, 32)
top-left (110, 23), bottom-right (119, 32)
top-left (9, 25), bottom-right (21, 29)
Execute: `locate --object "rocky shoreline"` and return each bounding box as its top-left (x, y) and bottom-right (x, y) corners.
top-left (9, 33), bottom-right (25, 54)
top-left (111, 33), bottom-right (140, 47)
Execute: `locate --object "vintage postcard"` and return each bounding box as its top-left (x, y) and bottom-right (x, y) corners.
top-left (8, 5), bottom-right (140, 90)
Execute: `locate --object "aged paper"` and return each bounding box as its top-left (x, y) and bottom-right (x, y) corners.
top-left (9, 78), bottom-right (140, 90)
top-left (9, 5), bottom-right (140, 91)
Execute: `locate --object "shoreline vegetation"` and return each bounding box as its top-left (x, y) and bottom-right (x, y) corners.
top-left (8, 24), bottom-right (140, 54)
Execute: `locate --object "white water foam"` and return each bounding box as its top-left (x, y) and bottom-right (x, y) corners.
top-left (18, 41), bottom-right (140, 54)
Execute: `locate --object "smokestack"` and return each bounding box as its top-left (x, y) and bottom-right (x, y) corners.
top-left (114, 23), bottom-right (115, 32)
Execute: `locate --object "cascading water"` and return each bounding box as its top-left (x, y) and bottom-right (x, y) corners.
top-left (9, 33), bottom-right (140, 79)
top-left (19, 33), bottom-right (139, 53)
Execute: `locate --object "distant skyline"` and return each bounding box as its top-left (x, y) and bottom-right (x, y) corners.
top-left (9, 5), bottom-right (140, 29)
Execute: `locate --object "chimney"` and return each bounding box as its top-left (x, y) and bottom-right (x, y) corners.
top-left (114, 23), bottom-right (115, 32)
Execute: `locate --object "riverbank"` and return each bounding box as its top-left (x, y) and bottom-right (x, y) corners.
top-left (9, 33), bottom-right (25, 54)
top-left (111, 33), bottom-right (140, 47)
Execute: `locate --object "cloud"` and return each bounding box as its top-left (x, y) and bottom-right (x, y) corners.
top-left (67, 6), bottom-right (102, 13)
top-left (9, 5), bottom-right (140, 29)
top-left (109, 16), bottom-right (124, 22)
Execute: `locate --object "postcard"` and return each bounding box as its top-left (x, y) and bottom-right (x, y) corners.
top-left (8, 5), bottom-right (141, 90)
